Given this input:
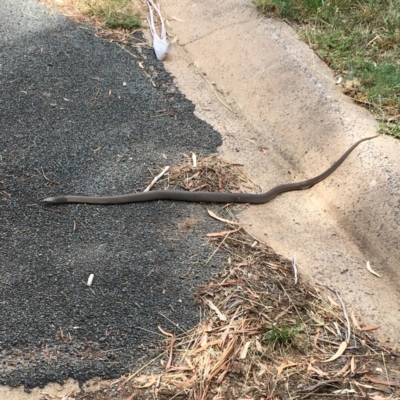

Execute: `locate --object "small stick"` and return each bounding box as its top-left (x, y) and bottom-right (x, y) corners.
top-left (334, 290), bottom-right (351, 343)
top-left (157, 311), bottom-right (186, 333)
top-left (41, 168), bottom-right (60, 184)
top-left (122, 352), bottom-right (166, 385)
top-left (116, 43), bottom-right (137, 59)
top-left (198, 71), bottom-right (232, 111)
top-left (166, 335), bottom-right (175, 370)
top-left (144, 166), bottom-right (170, 192)
top-left (205, 232), bottom-right (230, 265)
top-left (135, 326), bottom-right (164, 337)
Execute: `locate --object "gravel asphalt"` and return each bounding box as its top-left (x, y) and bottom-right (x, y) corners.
top-left (0, 0), bottom-right (223, 389)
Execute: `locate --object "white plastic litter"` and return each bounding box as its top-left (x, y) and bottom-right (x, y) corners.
top-left (87, 274), bottom-right (94, 287)
top-left (146, 0), bottom-right (170, 61)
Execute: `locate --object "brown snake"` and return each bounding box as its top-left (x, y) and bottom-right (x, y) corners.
top-left (43, 136), bottom-right (377, 205)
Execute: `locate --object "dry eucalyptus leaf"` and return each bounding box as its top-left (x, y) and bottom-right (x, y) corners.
top-left (323, 341), bottom-right (347, 362)
top-left (205, 299), bottom-right (227, 321)
top-left (205, 228), bottom-right (241, 237)
top-left (366, 260), bottom-right (381, 277)
top-left (360, 325), bottom-right (380, 332)
top-left (276, 361), bottom-right (298, 376)
top-left (239, 341), bottom-right (251, 359)
top-left (206, 209), bottom-right (240, 225)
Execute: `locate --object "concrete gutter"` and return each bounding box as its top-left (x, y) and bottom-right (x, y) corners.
top-left (160, 0), bottom-right (400, 346)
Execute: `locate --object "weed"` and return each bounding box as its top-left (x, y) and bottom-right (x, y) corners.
top-left (103, 14), bottom-right (141, 30)
top-left (86, 0), bottom-right (142, 30)
top-left (254, 0), bottom-right (400, 136)
top-left (263, 321), bottom-right (300, 345)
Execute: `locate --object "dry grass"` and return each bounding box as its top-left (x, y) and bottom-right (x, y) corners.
top-left (39, 0), bottom-right (149, 46)
top-left (165, 153), bottom-right (262, 197)
top-left (41, 0), bottom-right (145, 27)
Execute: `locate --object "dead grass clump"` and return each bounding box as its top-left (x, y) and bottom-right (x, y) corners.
top-left (40, 0), bottom-right (145, 26)
top-left (166, 154), bottom-right (261, 197)
top-left (39, 0), bottom-right (148, 46)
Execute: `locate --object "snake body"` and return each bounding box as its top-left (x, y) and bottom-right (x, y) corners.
top-left (43, 136), bottom-right (377, 205)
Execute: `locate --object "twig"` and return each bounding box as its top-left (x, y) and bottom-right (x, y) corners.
top-left (197, 70), bottom-right (232, 111)
top-left (116, 43), bottom-right (137, 58)
top-left (144, 166), bottom-right (170, 192)
top-left (142, 69), bottom-right (156, 87)
top-left (41, 168), bottom-right (60, 184)
top-left (122, 352), bottom-right (166, 385)
top-left (157, 311), bottom-right (186, 333)
top-left (73, 217), bottom-right (91, 240)
top-left (334, 290), bottom-right (351, 343)
top-left (205, 231), bottom-right (230, 265)
top-left (157, 326), bottom-right (175, 370)
top-left (166, 335), bottom-right (175, 370)
top-left (134, 326), bottom-right (164, 337)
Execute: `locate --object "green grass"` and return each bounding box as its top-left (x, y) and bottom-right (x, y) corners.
top-left (263, 321), bottom-right (300, 345)
top-left (102, 14), bottom-right (141, 30)
top-left (86, 0), bottom-right (142, 30)
top-left (254, 0), bottom-right (400, 136)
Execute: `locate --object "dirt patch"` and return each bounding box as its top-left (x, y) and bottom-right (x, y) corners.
top-left (0, 379), bottom-right (78, 400)
top-left (158, 0), bottom-right (400, 347)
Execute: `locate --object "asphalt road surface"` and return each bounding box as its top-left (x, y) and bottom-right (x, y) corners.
top-left (0, 0), bottom-right (224, 389)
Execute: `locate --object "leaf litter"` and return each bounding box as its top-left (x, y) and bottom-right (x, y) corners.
top-left (74, 155), bottom-right (399, 400)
